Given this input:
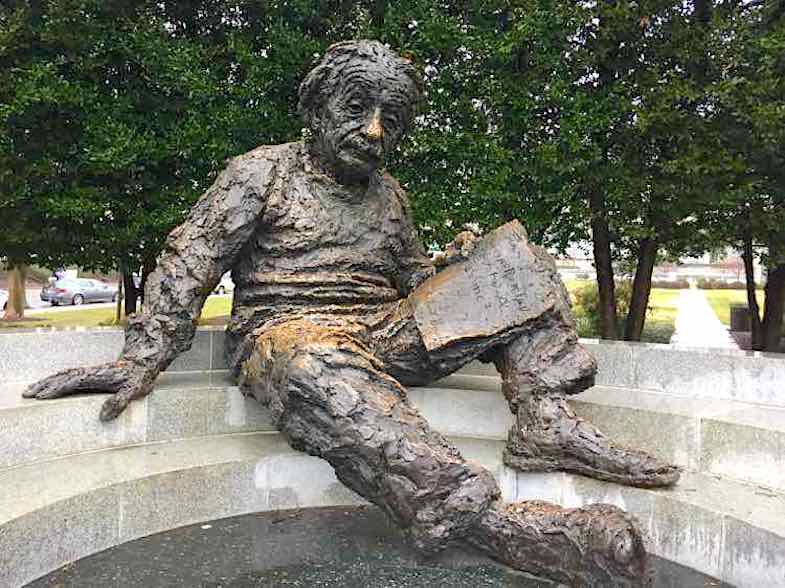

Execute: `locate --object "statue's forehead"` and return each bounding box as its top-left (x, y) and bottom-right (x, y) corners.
top-left (333, 66), bottom-right (417, 104)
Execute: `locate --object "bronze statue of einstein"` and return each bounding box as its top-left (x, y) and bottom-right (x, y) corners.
top-left (26, 40), bottom-right (679, 586)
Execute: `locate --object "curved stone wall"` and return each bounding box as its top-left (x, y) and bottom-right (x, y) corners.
top-left (1, 328), bottom-right (784, 587)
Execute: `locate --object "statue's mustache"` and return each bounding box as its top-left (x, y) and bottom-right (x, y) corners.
top-left (340, 134), bottom-right (383, 160)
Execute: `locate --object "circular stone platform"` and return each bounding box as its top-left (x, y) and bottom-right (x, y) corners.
top-left (29, 506), bottom-right (731, 588)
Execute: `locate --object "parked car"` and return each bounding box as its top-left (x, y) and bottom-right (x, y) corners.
top-left (213, 273), bottom-right (235, 295)
top-left (0, 289), bottom-right (7, 313)
top-left (40, 278), bottom-right (118, 306)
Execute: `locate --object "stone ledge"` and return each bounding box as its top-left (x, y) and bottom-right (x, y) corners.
top-left (4, 373), bottom-right (785, 497)
top-left (1, 433), bottom-right (782, 588)
top-left (3, 328), bottom-right (784, 406)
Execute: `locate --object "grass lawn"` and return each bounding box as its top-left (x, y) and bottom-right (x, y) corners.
top-left (0, 295), bottom-right (234, 330)
top-left (703, 289), bottom-right (764, 326)
top-left (567, 280), bottom-right (682, 344)
top-left (2, 285), bottom-right (681, 345)
top-left (641, 289), bottom-right (681, 344)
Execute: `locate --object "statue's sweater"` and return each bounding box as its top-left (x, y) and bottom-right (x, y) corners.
top-left (120, 141), bottom-right (435, 375)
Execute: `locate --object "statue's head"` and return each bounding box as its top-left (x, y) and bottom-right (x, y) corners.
top-left (299, 40), bottom-right (422, 184)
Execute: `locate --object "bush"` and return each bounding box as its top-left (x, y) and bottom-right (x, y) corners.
top-left (697, 278), bottom-right (745, 290)
top-left (572, 280), bottom-right (632, 337)
top-left (651, 279), bottom-right (690, 289)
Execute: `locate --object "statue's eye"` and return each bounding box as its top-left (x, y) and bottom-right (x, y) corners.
top-left (347, 101), bottom-right (364, 115)
top-left (384, 113), bottom-right (400, 129)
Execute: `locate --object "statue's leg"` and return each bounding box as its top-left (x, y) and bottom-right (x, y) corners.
top-left (402, 220), bottom-right (680, 488)
top-left (239, 320), bottom-right (648, 586)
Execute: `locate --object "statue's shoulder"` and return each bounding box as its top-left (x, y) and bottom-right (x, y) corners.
top-left (226, 141), bottom-right (302, 178)
top-left (381, 172), bottom-right (413, 213)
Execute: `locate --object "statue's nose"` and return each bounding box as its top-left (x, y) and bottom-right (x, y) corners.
top-left (364, 107), bottom-right (384, 141)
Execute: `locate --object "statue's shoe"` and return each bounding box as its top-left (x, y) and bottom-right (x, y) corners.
top-left (504, 394), bottom-right (681, 488)
top-left (469, 500), bottom-right (651, 587)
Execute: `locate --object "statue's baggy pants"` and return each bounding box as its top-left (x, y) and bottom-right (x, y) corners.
top-left (238, 222), bottom-right (650, 586)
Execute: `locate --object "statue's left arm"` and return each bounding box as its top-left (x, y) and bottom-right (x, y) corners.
top-left (24, 146), bottom-right (280, 420)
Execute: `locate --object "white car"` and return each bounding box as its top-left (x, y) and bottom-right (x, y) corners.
top-left (0, 290), bottom-right (8, 314)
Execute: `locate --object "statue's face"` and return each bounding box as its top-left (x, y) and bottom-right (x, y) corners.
top-left (312, 68), bottom-right (417, 184)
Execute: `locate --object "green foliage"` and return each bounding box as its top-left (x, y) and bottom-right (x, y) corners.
top-left (572, 280), bottom-right (633, 337)
top-left (0, 0), bottom-right (782, 337)
top-left (697, 278), bottom-right (746, 290)
top-left (651, 279), bottom-right (690, 290)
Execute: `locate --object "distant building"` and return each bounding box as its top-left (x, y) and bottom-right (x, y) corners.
top-left (552, 245), bottom-right (764, 285)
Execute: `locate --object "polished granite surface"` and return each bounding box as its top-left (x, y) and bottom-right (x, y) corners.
top-left (28, 506), bottom-right (731, 587)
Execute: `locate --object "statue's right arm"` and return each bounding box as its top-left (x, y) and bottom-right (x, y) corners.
top-left (23, 147), bottom-right (280, 420)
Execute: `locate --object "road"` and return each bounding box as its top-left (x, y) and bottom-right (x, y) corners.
top-left (23, 289), bottom-right (229, 314)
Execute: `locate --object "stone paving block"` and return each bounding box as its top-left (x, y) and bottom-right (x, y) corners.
top-left (458, 360), bottom-right (498, 376)
top-left (722, 517), bottom-right (785, 588)
top-left (433, 373), bottom-right (502, 392)
top-left (211, 328), bottom-right (229, 370)
top-left (166, 329), bottom-right (212, 372)
top-left (407, 387), bottom-right (511, 441)
top-left (0, 395), bottom-right (147, 469)
top-left (207, 386), bottom-right (277, 435)
top-left (588, 340), bottom-right (635, 388)
top-left (633, 346), bottom-right (735, 398)
top-left (511, 471), bottom-right (568, 505)
top-left (729, 353), bottom-right (785, 406)
top-left (147, 387), bottom-right (212, 442)
top-left (253, 453), bottom-right (356, 510)
top-left (117, 462), bottom-right (266, 543)
top-left (647, 493), bottom-right (724, 579)
top-left (0, 330), bottom-right (124, 384)
top-left (701, 413), bottom-right (785, 491)
top-left (572, 400), bottom-right (699, 470)
top-left (0, 485), bottom-right (121, 588)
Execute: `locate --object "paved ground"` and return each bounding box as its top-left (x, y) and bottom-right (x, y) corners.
top-left (30, 506), bottom-right (730, 588)
top-left (670, 288), bottom-right (739, 349)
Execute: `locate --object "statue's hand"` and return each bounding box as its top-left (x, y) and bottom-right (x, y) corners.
top-left (433, 225), bottom-right (484, 268)
top-left (22, 361), bottom-right (157, 422)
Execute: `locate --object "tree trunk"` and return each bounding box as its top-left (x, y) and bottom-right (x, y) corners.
top-left (694, 0), bottom-right (713, 25)
top-left (762, 262), bottom-right (785, 352)
top-left (4, 264), bottom-right (28, 320)
top-left (115, 269), bottom-right (124, 323)
top-left (122, 268), bottom-right (138, 316)
top-left (589, 186), bottom-right (617, 339)
top-left (624, 239), bottom-right (658, 341)
top-left (138, 256), bottom-right (157, 307)
top-left (370, 0), bottom-right (386, 32)
top-left (742, 234), bottom-right (763, 349)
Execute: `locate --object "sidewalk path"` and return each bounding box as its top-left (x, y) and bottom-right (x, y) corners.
top-left (670, 288), bottom-right (739, 349)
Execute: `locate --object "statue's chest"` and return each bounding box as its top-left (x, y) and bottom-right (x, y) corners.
top-left (259, 174), bottom-right (400, 256)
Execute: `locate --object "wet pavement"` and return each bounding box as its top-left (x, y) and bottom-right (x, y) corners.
top-left (28, 506), bottom-right (731, 587)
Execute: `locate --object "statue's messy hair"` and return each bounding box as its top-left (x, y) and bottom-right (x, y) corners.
top-left (298, 40), bottom-right (423, 127)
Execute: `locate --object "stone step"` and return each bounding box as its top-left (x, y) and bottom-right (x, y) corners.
top-left (3, 370), bottom-right (785, 497)
top-left (434, 372), bottom-right (785, 494)
top-left (1, 432), bottom-right (782, 588)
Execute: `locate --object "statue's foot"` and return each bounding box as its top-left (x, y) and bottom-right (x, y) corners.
top-left (505, 395), bottom-right (681, 488)
top-left (469, 500), bottom-right (650, 587)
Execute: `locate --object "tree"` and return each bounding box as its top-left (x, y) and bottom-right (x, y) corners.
top-left (703, 0), bottom-right (785, 350)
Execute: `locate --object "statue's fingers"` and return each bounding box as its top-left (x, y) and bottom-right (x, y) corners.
top-left (23, 365), bottom-right (127, 401)
top-left (22, 380), bottom-right (47, 398)
top-left (22, 371), bottom-right (82, 399)
top-left (99, 391), bottom-right (133, 422)
top-left (98, 376), bottom-right (153, 422)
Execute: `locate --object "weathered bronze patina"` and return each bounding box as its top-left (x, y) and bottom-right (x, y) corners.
top-left (25, 40), bottom-right (679, 585)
